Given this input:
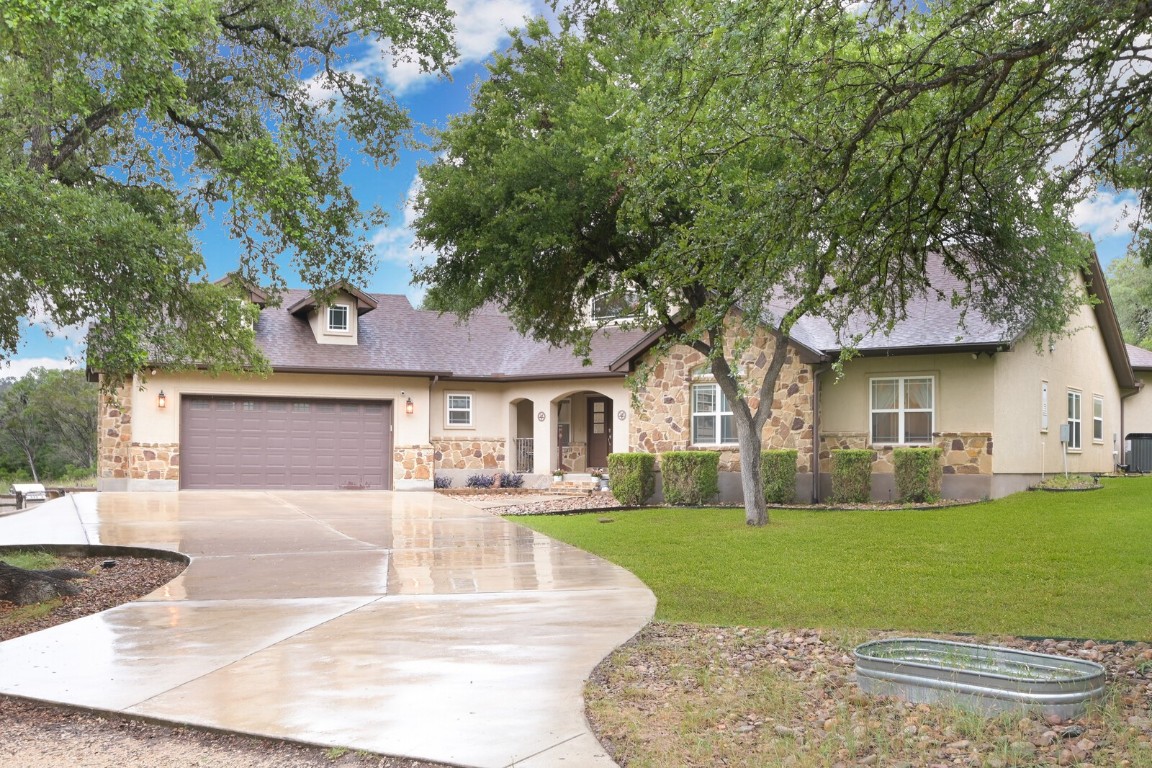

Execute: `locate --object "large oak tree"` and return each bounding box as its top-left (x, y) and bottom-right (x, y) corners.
top-left (1, 0), bottom-right (456, 384)
top-left (413, 0), bottom-right (1144, 525)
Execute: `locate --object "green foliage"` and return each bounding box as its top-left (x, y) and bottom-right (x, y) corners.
top-left (0, 0), bottom-right (456, 385)
top-left (0, 368), bottom-right (98, 481)
top-left (830, 450), bottom-right (873, 504)
top-left (760, 450), bottom-right (798, 505)
top-left (515, 476), bottom-right (1152, 639)
top-left (414, 3), bottom-right (1103, 527)
top-left (607, 453), bottom-right (655, 506)
top-left (660, 451), bottom-right (719, 506)
top-left (1108, 254), bottom-right (1152, 348)
top-left (893, 448), bottom-right (943, 503)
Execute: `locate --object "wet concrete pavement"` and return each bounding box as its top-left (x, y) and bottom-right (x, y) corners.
top-left (0, 492), bottom-right (655, 768)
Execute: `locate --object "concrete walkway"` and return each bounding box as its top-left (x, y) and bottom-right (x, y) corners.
top-left (0, 492), bottom-right (655, 768)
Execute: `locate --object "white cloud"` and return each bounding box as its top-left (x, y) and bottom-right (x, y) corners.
top-left (371, 176), bottom-right (436, 307)
top-left (0, 357), bottom-right (77, 381)
top-left (361, 0), bottom-right (536, 95)
top-left (1072, 190), bottom-right (1137, 242)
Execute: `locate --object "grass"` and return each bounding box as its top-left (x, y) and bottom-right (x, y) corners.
top-left (515, 476), bottom-right (1152, 640)
top-left (2, 550), bottom-right (60, 571)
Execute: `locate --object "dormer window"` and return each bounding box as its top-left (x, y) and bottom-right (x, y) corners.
top-left (591, 291), bottom-right (640, 323)
top-left (327, 304), bottom-right (350, 332)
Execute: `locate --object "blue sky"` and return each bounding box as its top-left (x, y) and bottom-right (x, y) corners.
top-left (5, 2), bottom-right (1142, 378)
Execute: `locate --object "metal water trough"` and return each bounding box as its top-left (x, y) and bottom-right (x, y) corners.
top-left (854, 638), bottom-right (1106, 718)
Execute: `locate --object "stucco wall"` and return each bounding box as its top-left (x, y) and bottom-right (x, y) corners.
top-left (103, 371), bottom-right (431, 491)
top-left (1123, 372), bottom-right (1152, 439)
top-left (628, 321), bottom-right (815, 474)
top-left (992, 297), bottom-right (1123, 476)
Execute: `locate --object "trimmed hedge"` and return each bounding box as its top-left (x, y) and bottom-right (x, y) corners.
top-left (831, 449), bottom-right (873, 504)
top-left (893, 447), bottom-right (942, 503)
top-left (660, 451), bottom-right (720, 506)
top-left (761, 449), bottom-right (798, 504)
top-left (608, 453), bottom-right (656, 506)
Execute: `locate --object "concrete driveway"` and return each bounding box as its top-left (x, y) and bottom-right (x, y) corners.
top-left (0, 492), bottom-right (655, 768)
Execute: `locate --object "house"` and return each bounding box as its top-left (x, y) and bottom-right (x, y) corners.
top-left (1122, 344), bottom-right (1152, 470)
top-left (97, 286), bottom-right (647, 491)
top-left (97, 251), bottom-right (1143, 500)
top-left (611, 251), bottom-right (1140, 501)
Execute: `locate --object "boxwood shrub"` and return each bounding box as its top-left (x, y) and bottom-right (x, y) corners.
top-left (830, 449), bottom-right (873, 504)
top-left (893, 447), bottom-right (942, 503)
top-left (761, 449), bottom-right (798, 505)
top-left (660, 451), bottom-right (720, 506)
top-left (607, 453), bottom-right (656, 506)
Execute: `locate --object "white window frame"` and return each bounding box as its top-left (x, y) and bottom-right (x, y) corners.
top-left (691, 382), bottom-right (736, 445)
top-left (327, 303), bottom-right (350, 332)
top-left (869, 376), bottom-right (935, 446)
top-left (1067, 389), bottom-right (1082, 450)
top-left (1092, 394), bottom-right (1103, 443)
top-left (446, 393), bottom-right (473, 428)
top-left (590, 290), bottom-right (640, 324)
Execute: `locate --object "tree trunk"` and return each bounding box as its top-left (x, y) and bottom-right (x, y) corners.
top-left (733, 406), bottom-right (767, 525)
top-left (0, 561), bottom-right (83, 605)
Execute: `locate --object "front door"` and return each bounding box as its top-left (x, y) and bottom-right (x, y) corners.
top-left (587, 397), bottom-right (612, 468)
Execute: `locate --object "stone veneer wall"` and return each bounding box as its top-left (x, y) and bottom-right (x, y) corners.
top-left (433, 438), bottom-right (507, 470)
top-left (128, 443), bottom-right (180, 482)
top-left (99, 386), bottom-right (182, 483)
top-left (629, 322), bottom-right (815, 473)
top-left (394, 444), bottom-right (434, 482)
top-left (561, 442), bottom-right (587, 472)
top-left (98, 385), bottom-right (133, 482)
top-left (818, 432), bottom-right (993, 476)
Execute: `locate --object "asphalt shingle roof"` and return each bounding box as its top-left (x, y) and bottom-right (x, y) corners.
top-left (256, 290), bottom-right (647, 379)
top-left (1127, 343), bottom-right (1152, 371)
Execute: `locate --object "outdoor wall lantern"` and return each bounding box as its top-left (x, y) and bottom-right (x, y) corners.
top-left (405, 397), bottom-right (415, 415)
top-left (157, 391), bottom-right (167, 409)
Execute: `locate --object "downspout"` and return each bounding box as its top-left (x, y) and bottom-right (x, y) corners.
top-left (811, 364), bottom-right (830, 504)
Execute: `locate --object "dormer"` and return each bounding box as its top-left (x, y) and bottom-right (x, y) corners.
top-left (215, 275), bottom-right (269, 307)
top-left (287, 281), bottom-right (379, 345)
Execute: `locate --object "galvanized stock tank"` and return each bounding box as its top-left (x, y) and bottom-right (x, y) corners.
top-left (854, 638), bottom-right (1107, 718)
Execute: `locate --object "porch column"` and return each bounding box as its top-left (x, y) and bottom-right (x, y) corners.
top-left (533, 403), bottom-right (556, 475)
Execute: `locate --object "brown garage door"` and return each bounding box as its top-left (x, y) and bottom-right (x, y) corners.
top-left (180, 396), bottom-right (392, 490)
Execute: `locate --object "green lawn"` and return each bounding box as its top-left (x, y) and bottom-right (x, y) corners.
top-left (514, 477), bottom-right (1152, 640)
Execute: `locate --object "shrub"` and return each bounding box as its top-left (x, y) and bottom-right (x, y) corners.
top-left (660, 451), bottom-right (720, 506)
top-left (607, 453), bottom-right (656, 506)
top-left (465, 473), bottom-right (495, 489)
top-left (433, 475), bottom-right (452, 489)
top-left (496, 472), bottom-right (525, 488)
top-left (830, 449), bottom-right (873, 504)
top-left (761, 449), bottom-right (798, 505)
top-left (893, 447), bottom-right (942, 503)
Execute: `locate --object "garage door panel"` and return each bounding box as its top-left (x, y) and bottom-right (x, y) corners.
top-left (181, 396), bottom-right (392, 490)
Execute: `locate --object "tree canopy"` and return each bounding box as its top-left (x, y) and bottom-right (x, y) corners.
top-left (1109, 254), bottom-right (1152, 349)
top-left (0, 368), bottom-right (97, 482)
top-left (412, 0), bottom-right (1128, 524)
top-left (1, 0), bottom-right (456, 383)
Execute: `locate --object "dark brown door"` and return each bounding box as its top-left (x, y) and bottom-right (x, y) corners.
top-left (181, 396), bottom-right (392, 490)
top-left (586, 397), bottom-right (612, 468)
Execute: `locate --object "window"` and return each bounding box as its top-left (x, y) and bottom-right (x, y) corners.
top-left (1066, 390), bottom-right (1081, 449)
top-left (692, 383), bottom-right (736, 445)
top-left (446, 393), bottom-right (473, 426)
top-left (327, 304), bottom-right (349, 332)
top-left (870, 376), bottom-right (934, 445)
top-left (591, 291), bottom-right (640, 323)
top-left (1092, 395), bottom-right (1103, 443)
